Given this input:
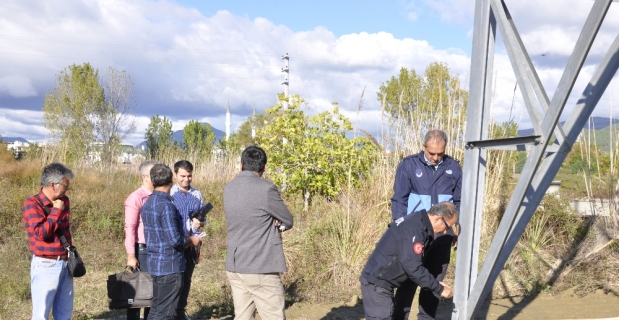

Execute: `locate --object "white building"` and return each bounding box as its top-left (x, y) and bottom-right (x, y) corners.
top-left (5, 139), bottom-right (30, 159)
top-left (88, 142), bottom-right (144, 164)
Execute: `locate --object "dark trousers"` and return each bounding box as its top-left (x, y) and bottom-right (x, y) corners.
top-left (393, 232), bottom-right (453, 320)
top-left (360, 275), bottom-right (395, 320)
top-left (177, 247), bottom-right (195, 315)
top-left (150, 273), bottom-right (184, 320)
top-left (128, 244), bottom-right (150, 320)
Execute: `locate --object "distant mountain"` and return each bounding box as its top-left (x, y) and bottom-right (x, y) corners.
top-left (517, 116), bottom-right (619, 136)
top-left (1, 136), bottom-right (29, 143)
top-left (136, 124), bottom-right (226, 150)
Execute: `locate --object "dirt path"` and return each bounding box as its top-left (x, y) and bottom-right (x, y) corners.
top-left (281, 289), bottom-right (619, 320)
top-left (92, 289), bottom-right (619, 319)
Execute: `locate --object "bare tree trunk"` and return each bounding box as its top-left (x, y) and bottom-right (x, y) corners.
top-left (304, 189), bottom-right (310, 212)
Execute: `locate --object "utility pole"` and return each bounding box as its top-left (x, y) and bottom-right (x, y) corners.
top-left (281, 53), bottom-right (289, 98)
top-left (453, 0), bottom-right (618, 319)
top-left (251, 101), bottom-right (256, 139)
top-left (281, 52), bottom-right (290, 143)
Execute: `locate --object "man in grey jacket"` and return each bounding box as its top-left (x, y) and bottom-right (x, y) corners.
top-left (224, 145), bottom-right (294, 320)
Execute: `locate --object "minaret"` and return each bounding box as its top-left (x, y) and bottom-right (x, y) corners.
top-left (251, 102), bottom-right (256, 139)
top-left (225, 100), bottom-right (231, 140)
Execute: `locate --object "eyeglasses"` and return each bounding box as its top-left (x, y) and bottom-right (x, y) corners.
top-left (441, 216), bottom-right (452, 231)
top-left (55, 182), bottom-right (70, 190)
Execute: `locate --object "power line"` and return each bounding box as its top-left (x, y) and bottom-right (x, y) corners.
top-left (0, 34), bottom-right (281, 56)
top-left (0, 62), bottom-right (379, 91)
top-left (0, 49), bottom-right (283, 69)
top-left (0, 49), bottom-right (390, 82)
top-left (0, 34), bottom-right (396, 77)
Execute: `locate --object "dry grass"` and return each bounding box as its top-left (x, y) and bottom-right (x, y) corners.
top-left (2, 126), bottom-right (618, 319)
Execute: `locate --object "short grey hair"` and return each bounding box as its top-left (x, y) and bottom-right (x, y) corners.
top-left (428, 202), bottom-right (458, 220)
top-left (40, 162), bottom-right (74, 187)
top-left (423, 130), bottom-right (448, 146)
top-left (139, 160), bottom-right (157, 175)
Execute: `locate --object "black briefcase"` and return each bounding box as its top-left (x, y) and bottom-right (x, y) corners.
top-left (107, 269), bottom-right (153, 309)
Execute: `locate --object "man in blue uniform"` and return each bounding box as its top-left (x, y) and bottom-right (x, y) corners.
top-left (391, 129), bottom-right (462, 320)
top-left (360, 202), bottom-right (458, 320)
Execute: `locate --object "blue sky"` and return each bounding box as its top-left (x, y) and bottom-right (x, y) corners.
top-left (175, 0), bottom-right (472, 51)
top-left (0, 0), bottom-right (617, 144)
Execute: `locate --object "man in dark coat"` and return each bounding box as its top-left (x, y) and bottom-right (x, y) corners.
top-left (360, 202), bottom-right (458, 320)
top-left (391, 129), bottom-right (462, 319)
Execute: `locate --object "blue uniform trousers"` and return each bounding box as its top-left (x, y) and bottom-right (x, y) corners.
top-left (393, 232), bottom-right (453, 320)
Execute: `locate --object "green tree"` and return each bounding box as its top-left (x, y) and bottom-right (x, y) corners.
top-left (216, 133), bottom-right (242, 159)
top-left (183, 120), bottom-right (216, 158)
top-left (235, 112), bottom-right (276, 147)
top-left (95, 67), bottom-right (136, 164)
top-left (145, 115), bottom-right (173, 160)
top-left (43, 63), bottom-right (104, 162)
top-left (377, 62), bottom-right (468, 159)
top-left (42, 64), bottom-right (136, 164)
top-left (256, 94), bottom-right (377, 210)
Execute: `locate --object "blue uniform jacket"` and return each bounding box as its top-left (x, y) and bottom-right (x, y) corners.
top-left (391, 151), bottom-right (462, 220)
top-left (361, 210), bottom-right (444, 296)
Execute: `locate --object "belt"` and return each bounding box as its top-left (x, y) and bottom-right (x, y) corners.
top-left (36, 254), bottom-right (68, 261)
top-left (137, 243), bottom-right (147, 249)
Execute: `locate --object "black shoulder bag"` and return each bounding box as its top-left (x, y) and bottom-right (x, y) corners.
top-left (34, 194), bottom-right (87, 278)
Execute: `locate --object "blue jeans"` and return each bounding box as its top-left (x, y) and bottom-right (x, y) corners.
top-left (150, 273), bottom-right (183, 320)
top-left (177, 247), bottom-right (195, 316)
top-left (30, 256), bottom-right (74, 320)
top-left (128, 244), bottom-right (150, 320)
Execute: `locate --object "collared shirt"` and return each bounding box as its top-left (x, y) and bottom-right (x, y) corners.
top-left (22, 190), bottom-right (71, 256)
top-left (141, 190), bottom-right (186, 276)
top-left (123, 186), bottom-right (152, 254)
top-left (423, 154), bottom-right (444, 170)
top-left (170, 184), bottom-right (204, 235)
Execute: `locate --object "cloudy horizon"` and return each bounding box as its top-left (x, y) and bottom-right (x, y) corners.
top-left (1, 0), bottom-right (618, 145)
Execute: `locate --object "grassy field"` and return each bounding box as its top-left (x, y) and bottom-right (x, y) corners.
top-left (0, 145), bottom-right (617, 319)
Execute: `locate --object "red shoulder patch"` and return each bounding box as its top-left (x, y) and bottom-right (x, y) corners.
top-left (413, 242), bottom-right (424, 255)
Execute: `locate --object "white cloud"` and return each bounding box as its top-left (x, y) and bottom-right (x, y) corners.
top-left (0, 0), bottom-right (617, 145)
top-left (0, 75), bottom-right (37, 98)
top-left (423, 0), bottom-right (472, 24)
top-left (0, 108), bottom-right (47, 140)
top-left (407, 11), bottom-right (418, 21)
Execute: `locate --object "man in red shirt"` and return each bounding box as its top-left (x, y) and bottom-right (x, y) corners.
top-left (22, 162), bottom-right (75, 320)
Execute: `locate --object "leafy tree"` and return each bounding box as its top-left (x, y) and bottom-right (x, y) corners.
top-left (42, 63), bottom-right (136, 164)
top-left (216, 133), bottom-right (242, 159)
top-left (95, 67), bottom-right (136, 164)
top-left (564, 142), bottom-right (610, 175)
top-left (145, 115), bottom-right (173, 160)
top-left (183, 120), bottom-right (216, 158)
top-left (256, 94), bottom-right (378, 210)
top-left (235, 112), bottom-right (276, 147)
top-left (377, 62), bottom-right (468, 158)
top-left (43, 63), bottom-right (104, 162)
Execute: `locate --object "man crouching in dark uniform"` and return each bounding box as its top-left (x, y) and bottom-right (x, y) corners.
top-left (360, 202), bottom-right (458, 320)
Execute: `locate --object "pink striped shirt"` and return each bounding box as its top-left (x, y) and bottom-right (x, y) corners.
top-left (124, 186), bottom-right (152, 254)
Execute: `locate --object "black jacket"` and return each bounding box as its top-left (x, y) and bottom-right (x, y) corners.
top-left (361, 210), bottom-right (443, 296)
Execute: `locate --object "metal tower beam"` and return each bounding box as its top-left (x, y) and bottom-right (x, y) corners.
top-left (452, 0), bottom-right (618, 319)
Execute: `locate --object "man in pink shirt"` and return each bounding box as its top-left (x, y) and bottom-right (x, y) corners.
top-left (124, 160), bottom-right (157, 320)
